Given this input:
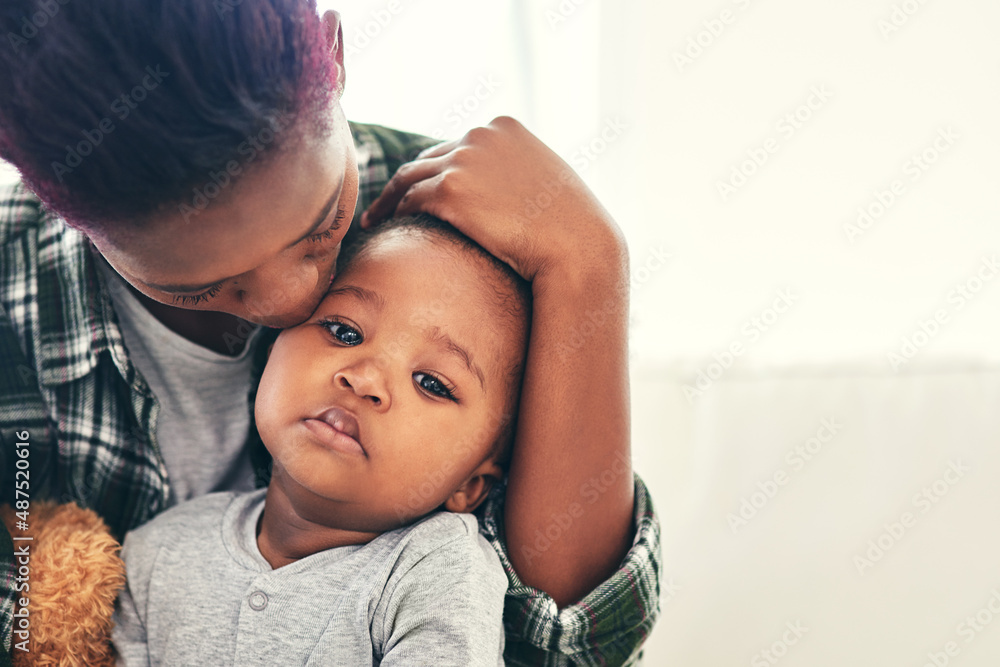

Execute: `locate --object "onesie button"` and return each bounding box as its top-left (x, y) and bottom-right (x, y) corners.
top-left (249, 591), bottom-right (268, 611)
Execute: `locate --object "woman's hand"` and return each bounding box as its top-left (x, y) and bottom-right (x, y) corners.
top-left (361, 116), bottom-right (627, 284)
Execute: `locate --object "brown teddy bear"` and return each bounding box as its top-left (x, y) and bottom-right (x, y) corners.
top-left (1, 502), bottom-right (124, 667)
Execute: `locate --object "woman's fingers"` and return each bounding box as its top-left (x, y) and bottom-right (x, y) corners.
top-left (360, 155), bottom-right (449, 228)
top-left (390, 172), bottom-right (449, 219)
top-left (416, 139), bottom-right (459, 160)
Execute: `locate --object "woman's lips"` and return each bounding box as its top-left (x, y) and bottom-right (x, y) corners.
top-left (303, 407), bottom-right (365, 457)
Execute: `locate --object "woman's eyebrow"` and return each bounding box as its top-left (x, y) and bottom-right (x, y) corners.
top-left (283, 175), bottom-right (347, 249)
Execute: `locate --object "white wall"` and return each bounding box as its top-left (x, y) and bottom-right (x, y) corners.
top-left (635, 368), bottom-right (1000, 666)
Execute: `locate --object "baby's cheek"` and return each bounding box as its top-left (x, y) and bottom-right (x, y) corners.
top-left (255, 366), bottom-right (293, 438)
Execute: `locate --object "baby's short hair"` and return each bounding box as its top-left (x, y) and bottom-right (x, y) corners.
top-left (340, 214), bottom-right (531, 469)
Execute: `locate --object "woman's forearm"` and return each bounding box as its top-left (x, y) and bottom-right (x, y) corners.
top-left (504, 233), bottom-right (635, 608)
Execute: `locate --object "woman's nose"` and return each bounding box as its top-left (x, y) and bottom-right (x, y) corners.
top-left (239, 254), bottom-right (320, 321)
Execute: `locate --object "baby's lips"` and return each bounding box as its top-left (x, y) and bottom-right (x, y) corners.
top-left (317, 406), bottom-right (362, 448)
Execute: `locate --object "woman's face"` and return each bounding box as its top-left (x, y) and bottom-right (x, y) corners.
top-left (89, 105), bottom-right (359, 329)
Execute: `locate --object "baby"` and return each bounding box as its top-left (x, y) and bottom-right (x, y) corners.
top-left (112, 214), bottom-right (531, 666)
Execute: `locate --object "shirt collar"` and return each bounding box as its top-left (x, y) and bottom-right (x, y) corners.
top-left (34, 211), bottom-right (132, 388)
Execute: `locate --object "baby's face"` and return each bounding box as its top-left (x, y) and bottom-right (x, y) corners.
top-left (255, 229), bottom-right (516, 531)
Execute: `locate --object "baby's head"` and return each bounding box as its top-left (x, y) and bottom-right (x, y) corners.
top-left (255, 214), bottom-right (530, 532)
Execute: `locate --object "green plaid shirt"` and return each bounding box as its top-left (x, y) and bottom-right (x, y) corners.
top-left (0, 122), bottom-right (661, 666)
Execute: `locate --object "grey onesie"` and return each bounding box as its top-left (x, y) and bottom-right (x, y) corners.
top-left (112, 489), bottom-right (506, 666)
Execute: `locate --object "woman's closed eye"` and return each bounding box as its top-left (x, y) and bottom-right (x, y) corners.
top-left (413, 372), bottom-right (457, 402)
top-left (170, 209), bottom-right (347, 307)
top-left (307, 209), bottom-right (348, 243)
top-left (319, 318), bottom-right (363, 346)
top-left (172, 282), bottom-right (224, 306)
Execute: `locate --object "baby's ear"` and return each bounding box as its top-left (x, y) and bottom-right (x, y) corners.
top-left (444, 459), bottom-right (503, 514)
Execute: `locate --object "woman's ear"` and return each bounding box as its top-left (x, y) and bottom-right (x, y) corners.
top-left (444, 459), bottom-right (504, 514)
top-left (321, 10), bottom-right (346, 97)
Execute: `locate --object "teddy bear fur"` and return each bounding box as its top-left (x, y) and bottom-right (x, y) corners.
top-left (1, 502), bottom-right (124, 667)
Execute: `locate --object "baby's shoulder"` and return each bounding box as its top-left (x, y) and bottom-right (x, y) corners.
top-left (122, 491), bottom-right (246, 554)
top-left (399, 512), bottom-right (480, 549)
top-left (392, 512), bottom-right (502, 578)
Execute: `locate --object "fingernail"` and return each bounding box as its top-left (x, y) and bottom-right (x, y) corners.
top-left (360, 211), bottom-right (369, 228)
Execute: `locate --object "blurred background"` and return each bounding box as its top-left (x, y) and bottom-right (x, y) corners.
top-left (3, 0), bottom-right (999, 664)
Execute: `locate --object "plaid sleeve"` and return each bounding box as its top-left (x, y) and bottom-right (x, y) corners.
top-left (478, 474), bottom-right (661, 667)
top-left (348, 121), bottom-right (440, 225)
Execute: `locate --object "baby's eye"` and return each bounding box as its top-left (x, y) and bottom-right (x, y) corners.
top-left (320, 319), bottom-right (363, 346)
top-left (413, 372), bottom-right (456, 401)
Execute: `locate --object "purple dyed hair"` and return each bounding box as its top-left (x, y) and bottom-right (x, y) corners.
top-left (0, 0), bottom-right (340, 231)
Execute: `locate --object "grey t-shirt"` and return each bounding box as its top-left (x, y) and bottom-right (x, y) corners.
top-left (112, 490), bottom-right (507, 666)
top-left (97, 259), bottom-right (260, 504)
